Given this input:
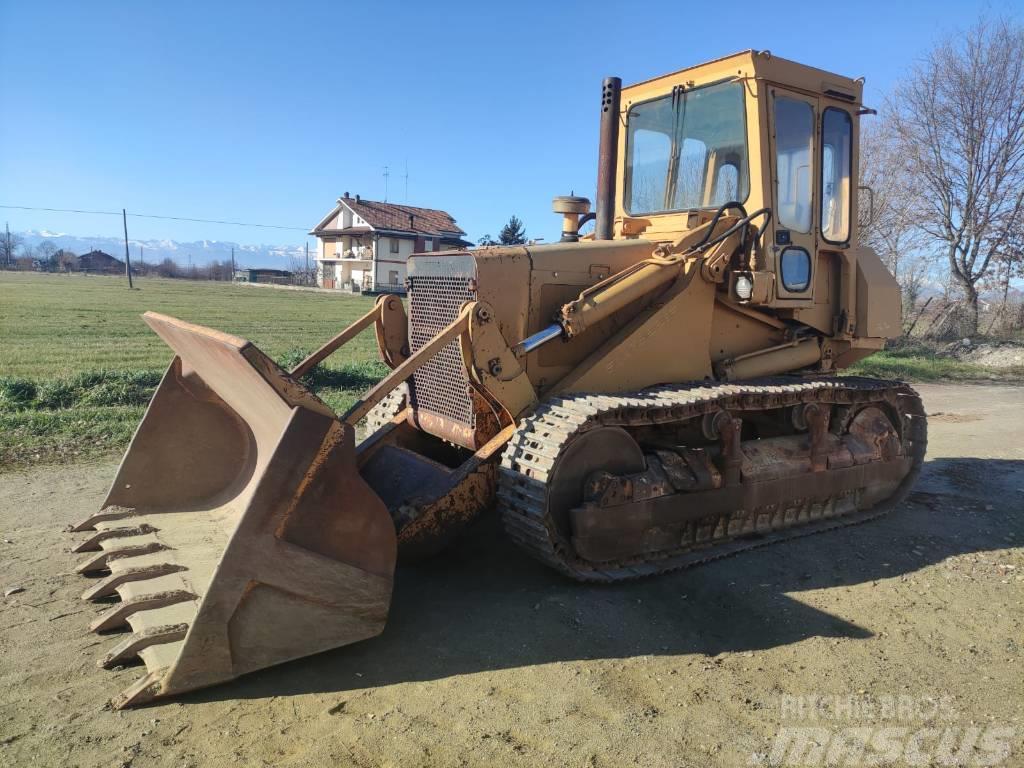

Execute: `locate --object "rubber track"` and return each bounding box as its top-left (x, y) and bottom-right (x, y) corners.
top-left (497, 377), bottom-right (927, 583)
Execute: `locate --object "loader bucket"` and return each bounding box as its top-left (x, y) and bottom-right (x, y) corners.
top-left (70, 312), bottom-right (396, 708)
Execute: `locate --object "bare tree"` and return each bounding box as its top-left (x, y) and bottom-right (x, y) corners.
top-left (1, 231), bottom-right (23, 269)
top-left (889, 17), bottom-right (1024, 335)
top-left (56, 249), bottom-right (79, 272)
top-left (36, 240), bottom-right (58, 272)
top-left (155, 258), bottom-right (180, 278)
top-left (17, 242), bottom-right (36, 269)
top-left (208, 259), bottom-right (234, 281)
top-left (984, 223), bottom-right (1024, 331)
top-left (287, 254), bottom-right (316, 285)
top-left (860, 122), bottom-right (938, 321)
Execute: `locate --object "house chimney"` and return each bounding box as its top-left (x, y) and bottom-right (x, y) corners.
top-left (343, 191), bottom-right (349, 198)
top-left (355, 194), bottom-right (361, 203)
top-left (409, 213), bottom-right (415, 228)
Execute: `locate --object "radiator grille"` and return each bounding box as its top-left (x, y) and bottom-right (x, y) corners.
top-left (408, 274), bottom-right (476, 429)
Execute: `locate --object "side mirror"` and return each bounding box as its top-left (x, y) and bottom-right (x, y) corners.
top-left (857, 185), bottom-right (875, 228)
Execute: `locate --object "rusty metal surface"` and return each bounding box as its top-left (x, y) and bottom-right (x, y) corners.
top-left (571, 458), bottom-right (910, 562)
top-left (69, 315), bottom-right (396, 708)
top-left (462, 301), bottom-right (537, 425)
top-left (375, 294), bottom-right (409, 369)
top-left (497, 377), bottom-right (927, 582)
top-left (410, 408), bottom-right (477, 450)
top-left (359, 435), bottom-right (500, 562)
top-left (394, 463), bottom-right (496, 561)
top-left (407, 267), bottom-right (477, 443)
top-left (595, 76), bottom-right (621, 240)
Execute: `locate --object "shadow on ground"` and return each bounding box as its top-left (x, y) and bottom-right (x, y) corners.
top-left (181, 457), bottom-right (1022, 704)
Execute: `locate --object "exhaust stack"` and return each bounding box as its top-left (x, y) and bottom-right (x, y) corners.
top-left (595, 76), bottom-right (622, 240)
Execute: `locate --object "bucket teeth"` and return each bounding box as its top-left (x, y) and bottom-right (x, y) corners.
top-left (73, 524), bottom-right (157, 553)
top-left (75, 542), bottom-right (168, 574)
top-left (90, 590), bottom-right (196, 633)
top-left (66, 315), bottom-right (398, 708)
top-left (81, 563), bottom-right (187, 601)
top-left (70, 506), bottom-right (137, 532)
top-left (99, 624), bottom-right (189, 669)
top-left (111, 669), bottom-right (169, 710)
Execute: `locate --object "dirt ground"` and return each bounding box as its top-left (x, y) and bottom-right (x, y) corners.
top-left (1, 383), bottom-right (1022, 768)
top-left (944, 339), bottom-right (1024, 369)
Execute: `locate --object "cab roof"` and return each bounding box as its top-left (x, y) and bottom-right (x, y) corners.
top-left (623, 50), bottom-right (863, 105)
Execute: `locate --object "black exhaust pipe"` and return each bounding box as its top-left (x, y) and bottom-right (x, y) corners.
top-left (595, 76), bottom-right (622, 241)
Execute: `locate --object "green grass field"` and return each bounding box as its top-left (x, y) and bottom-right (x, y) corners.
top-left (0, 272), bottom-right (384, 467)
top-left (2, 271), bottom-right (1018, 469)
top-left (846, 348), bottom-right (1019, 381)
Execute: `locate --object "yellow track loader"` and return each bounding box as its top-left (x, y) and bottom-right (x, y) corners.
top-left (70, 50), bottom-right (927, 708)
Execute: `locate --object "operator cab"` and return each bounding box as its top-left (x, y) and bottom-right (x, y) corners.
top-left (609, 50), bottom-right (864, 319)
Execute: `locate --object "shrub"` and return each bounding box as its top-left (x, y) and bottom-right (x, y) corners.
top-left (0, 377), bottom-right (38, 410)
top-left (35, 379), bottom-right (80, 409)
top-left (7, 370), bottom-right (164, 411)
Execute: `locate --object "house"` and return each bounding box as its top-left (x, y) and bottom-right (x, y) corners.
top-left (310, 193), bottom-right (469, 293)
top-left (233, 267), bottom-right (293, 284)
top-left (78, 250), bottom-right (126, 274)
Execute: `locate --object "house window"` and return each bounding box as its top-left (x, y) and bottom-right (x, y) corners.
top-left (423, 238), bottom-right (434, 251)
top-left (390, 238), bottom-right (400, 254)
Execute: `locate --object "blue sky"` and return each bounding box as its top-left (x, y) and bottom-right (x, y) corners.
top-left (0, 0), bottom-right (1014, 252)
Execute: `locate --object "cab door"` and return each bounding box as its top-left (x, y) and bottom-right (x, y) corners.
top-left (768, 88), bottom-right (817, 302)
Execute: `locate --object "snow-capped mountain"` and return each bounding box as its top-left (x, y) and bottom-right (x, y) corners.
top-left (16, 231), bottom-right (312, 269)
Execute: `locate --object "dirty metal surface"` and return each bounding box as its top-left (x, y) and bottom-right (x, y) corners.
top-left (69, 316), bottom-right (397, 708)
top-left (497, 377), bottom-right (927, 582)
top-left (360, 440), bottom-right (497, 562)
top-left (407, 272), bottom-right (477, 444)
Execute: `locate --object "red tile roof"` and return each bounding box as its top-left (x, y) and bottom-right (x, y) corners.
top-left (317, 196), bottom-right (465, 238)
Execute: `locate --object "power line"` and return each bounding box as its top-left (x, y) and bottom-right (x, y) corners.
top-left (0, 204), bottom-right (310, 231)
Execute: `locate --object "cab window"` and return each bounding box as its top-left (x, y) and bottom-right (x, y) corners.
top-left (780, 247), bottom-right (811, 291)
top-left (715, 162), bottom-right (739, 202)
top-left (774, 97), bottom-right (814, 233)
top-left (821, 108), bottom-right (852, 243)
top-left (625, 81), bottom-right (750, 214)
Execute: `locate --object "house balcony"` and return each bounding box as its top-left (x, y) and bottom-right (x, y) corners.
top-left (341, 245), bottom-right (373, 263)
top-left (321, 243), bottom-right (373, 264)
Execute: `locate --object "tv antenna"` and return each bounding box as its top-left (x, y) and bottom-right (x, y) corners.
top-left (403, 160), bottom-right (409, 202)
top-left (383, 166), bottom-right (390, 201)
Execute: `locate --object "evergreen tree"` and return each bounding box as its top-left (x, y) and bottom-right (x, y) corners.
top-left (498, 215), bottom-right (527, 245)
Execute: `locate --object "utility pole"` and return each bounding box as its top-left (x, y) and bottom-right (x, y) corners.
top-left (305, 241), bottom-right (309, 285)
top-left (231, 246), bottom-right (236, 279)
top-left (4, 221), bottom-right (10, 269)
top-left (122, 209), bottom-right (134, 289)
top-left (139, 245), bottom-right (144, 273)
